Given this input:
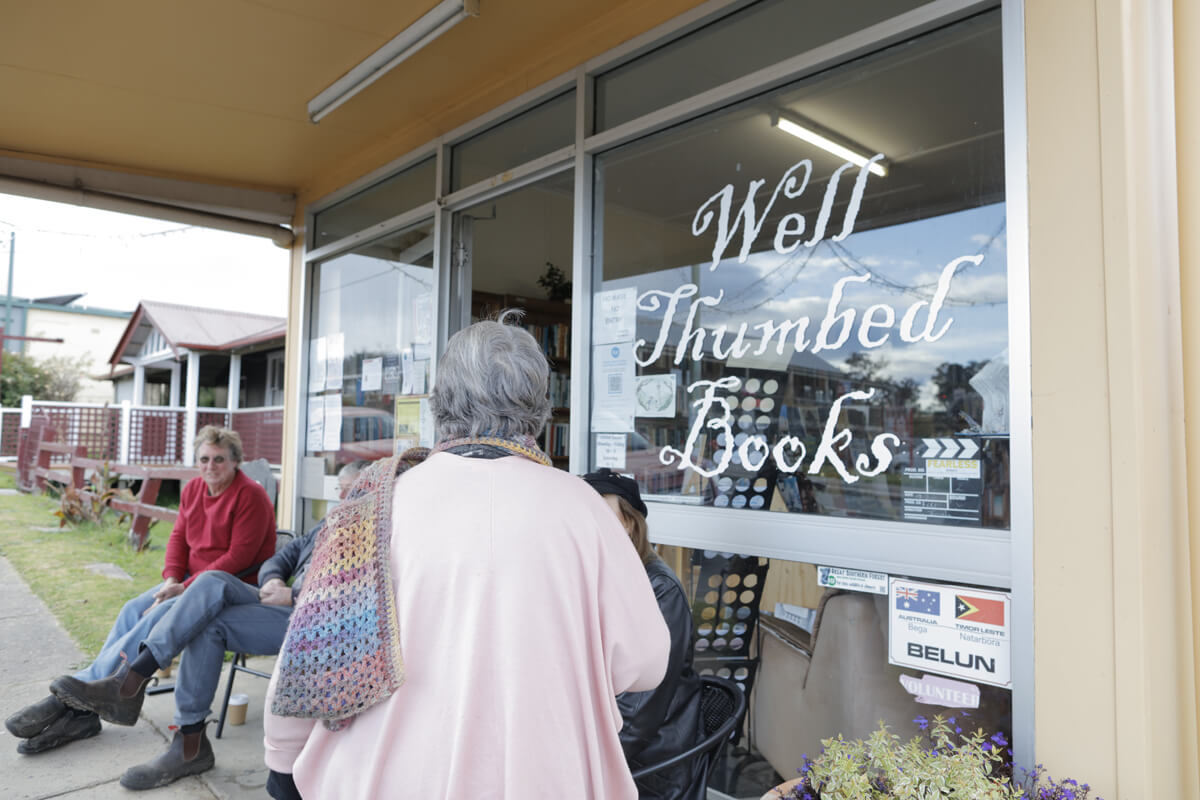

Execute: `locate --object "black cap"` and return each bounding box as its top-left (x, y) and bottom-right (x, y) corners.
top-left (582, 468), bottom-right (648, 518)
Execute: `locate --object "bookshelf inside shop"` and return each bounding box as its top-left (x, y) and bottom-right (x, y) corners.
top-left (472, 292), bottom-right (571, 468)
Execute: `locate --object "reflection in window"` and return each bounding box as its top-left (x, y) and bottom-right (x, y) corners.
top-left (591, 11), bottom-right (1009, 529)
top-left (450, 90), bottom-right (576, 191)
top-left (306, 221), bottom-right (436, 483)
top-left (312, 157), bottom-right (436, 247)
top-left (594, 0), bottom-right (931, 131)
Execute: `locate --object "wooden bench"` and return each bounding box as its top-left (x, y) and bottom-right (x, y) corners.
top-left (32, 440), bottom-right (199, 550)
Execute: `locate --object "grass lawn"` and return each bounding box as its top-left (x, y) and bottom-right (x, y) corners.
top-left (0, 470), bottom-right (169, 667)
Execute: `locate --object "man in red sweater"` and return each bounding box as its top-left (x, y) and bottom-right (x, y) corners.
top-left (5, 426), bottom-right (276, 754)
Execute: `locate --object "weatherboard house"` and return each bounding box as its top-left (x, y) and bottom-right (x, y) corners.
top-left (104, 300), bottom-right (285, 465)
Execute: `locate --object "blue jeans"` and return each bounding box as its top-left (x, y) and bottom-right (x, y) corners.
top-left (139, 571), bottom-right (292, 726)
top-left (74, 583), bottom-right (179, 681)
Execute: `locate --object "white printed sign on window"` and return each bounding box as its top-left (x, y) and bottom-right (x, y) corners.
top-left (591, 343), bottom-right (635, 433)
top-left (593, 287), bottom-right (637, 345)
top-left (361, 357), bottom-right (383, 392)
top-left (595, 433), bottom-right (627, 469)
top-left (635, 374), bottom-right (676, 418)
top-left (888, 577), bottom-right (1011, 688)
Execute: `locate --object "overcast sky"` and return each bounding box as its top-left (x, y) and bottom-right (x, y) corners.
top-left (0, 193), bottom-right (290, 317)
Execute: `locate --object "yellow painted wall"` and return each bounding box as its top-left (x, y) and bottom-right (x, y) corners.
top-left (1175, 0), bottom-right (1200, 773)
top-left (1027, 1), bottom-right (1197, 797)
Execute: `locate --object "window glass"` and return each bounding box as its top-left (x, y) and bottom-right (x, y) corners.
top-left (591, 11), bottom-right (1008, 529)
top-left (450, 172), bottom-right (575, 466)
top-left (654, 544), bottom-right (1012, 797)
top-left (595, 0), bottom-right (932, 131)
top-left (450, 90), bottom-right (576, 191)
top-left (304, 220), bottom-right (435, 522)
top-left (312, 157), bottom-right (436, 247)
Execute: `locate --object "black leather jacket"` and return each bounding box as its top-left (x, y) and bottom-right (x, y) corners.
top-left (618, 557), bottom-right (704, 800)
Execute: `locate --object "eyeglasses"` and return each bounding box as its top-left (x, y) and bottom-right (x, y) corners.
top-left (198, 455), bottom-right (229, 465)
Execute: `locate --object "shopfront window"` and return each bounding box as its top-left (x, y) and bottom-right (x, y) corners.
top-left (590, 11), bottom-right (1008, 529)
top-left (451, 171), bottom-right (574, 466)
top-left (312, 156), bottom-right (436, 248)
top-left (655, 543), bottom-right (1012, 795)
top-left (595, 0), bottom-right (931, 131)
top-left (301, 221), bottom-right (435, 524)
top-left (449, 90), bottom-right (576, 191)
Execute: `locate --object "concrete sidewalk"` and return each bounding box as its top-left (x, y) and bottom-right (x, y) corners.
top-left (0, 554), bottom-right (277, 800)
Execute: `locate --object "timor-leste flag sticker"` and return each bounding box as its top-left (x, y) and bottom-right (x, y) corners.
top-left (954, 594), bottom-right (1005, 626)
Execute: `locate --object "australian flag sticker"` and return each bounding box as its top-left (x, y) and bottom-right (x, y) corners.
top-left (895, 585), bottom-right (941, 616)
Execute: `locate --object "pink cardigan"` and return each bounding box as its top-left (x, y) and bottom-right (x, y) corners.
top-left (264, 452), bottom-right (670, 799)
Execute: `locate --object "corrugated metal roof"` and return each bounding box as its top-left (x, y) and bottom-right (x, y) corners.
top-left (110, 300), bottom-right (285, 364)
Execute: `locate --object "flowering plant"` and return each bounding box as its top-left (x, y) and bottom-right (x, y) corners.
top-left (770, 715), bottom-right (1100, 800)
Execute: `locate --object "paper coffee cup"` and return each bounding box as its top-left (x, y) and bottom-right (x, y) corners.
top-left (227, 693), bottom-right (249, 726)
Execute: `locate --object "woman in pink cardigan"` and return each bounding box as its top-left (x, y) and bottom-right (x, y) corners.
top-left (263, 313), bottom-right (670, 800)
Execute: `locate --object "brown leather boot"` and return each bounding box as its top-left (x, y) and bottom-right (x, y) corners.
top-left (49, 660), bottom-right (150, 726)
top-left (120, 727), bottom-right (215, 790)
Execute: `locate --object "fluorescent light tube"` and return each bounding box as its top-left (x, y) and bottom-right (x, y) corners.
top-left (773, 113), bottom-right (888, 177)
top-left (308, 0), bottom-right (480, 123)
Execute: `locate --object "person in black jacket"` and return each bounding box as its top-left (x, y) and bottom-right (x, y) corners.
top-left (583, 469), bottom-right (705, 800)
top-left (48, 459), bottom-right (371, 792)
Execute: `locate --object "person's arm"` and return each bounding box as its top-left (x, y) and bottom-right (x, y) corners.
top-left (258, 527), bottom-right (312, 587)
top-left (617, 569), bottom-right (693, 759)
top-left (182, 477), bottom-right (275, 586)
top-left (596, 510), bottom-right (671, 696)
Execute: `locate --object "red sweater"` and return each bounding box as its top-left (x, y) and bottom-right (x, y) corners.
top-left (162, 470), bottom-right (276, 586)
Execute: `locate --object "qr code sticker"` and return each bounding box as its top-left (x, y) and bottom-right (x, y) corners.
top-left (608, 374), bottom-right (622, 394)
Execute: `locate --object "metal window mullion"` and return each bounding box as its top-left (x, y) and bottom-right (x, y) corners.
top-left (648, 503), bottom-right (1012, 588)
top-left (440, 145), bottom-right (576, 212)
top-left (568, 69), bottom-right (595, 476)
top-left (1001, 0), bottom-right (1035, 772)
top-left (304, 202), bottom-right (438, 265)
top-left (583, 0), bottom-right (996, 156)
top-left (431, 143), bottom-right (449, 389)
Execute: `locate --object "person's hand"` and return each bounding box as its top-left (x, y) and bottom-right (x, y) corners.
top-left (143, 578), bottom-right (185, 615)
top-left (259, 578), bottom-right (293, 607)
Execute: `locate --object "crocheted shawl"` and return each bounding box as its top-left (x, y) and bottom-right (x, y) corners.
top-left (270, 436), bottom-right (551, 730)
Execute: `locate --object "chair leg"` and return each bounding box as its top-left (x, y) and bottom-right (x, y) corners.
top-left (215, 653), bottom-right (245, 739)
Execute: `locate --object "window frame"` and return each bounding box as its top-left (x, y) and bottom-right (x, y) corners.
top-left (293, 0), bottom-right (1034, 766)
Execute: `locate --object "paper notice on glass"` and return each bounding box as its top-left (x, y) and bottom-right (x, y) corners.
top-left (591, 343), bottom-right (636, 432)
top-left (411, 361), bottom-right (427, 394)
top-left (394, 395), bottom-right (423, 453)
top-left (595, 434), bottom-right (627, 469)
top-left (382, 354), bottom-right (401, 395)
top-left (306, 396), bottom-right (324, 452)
top-left (308, 338), bottom-right (326, 393)
top-left (400, 349), bottom-right (415, 394)
top-left (361, 357), bottom-right (383, 391)
top-left (325, 332), bottom-right (344, 391)
top-left (322, 394), bottom-right (342, 451)
top-left (635, 374), bottom-right (677, 418)
top-left (593, 288), bottom-right (637, 345)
